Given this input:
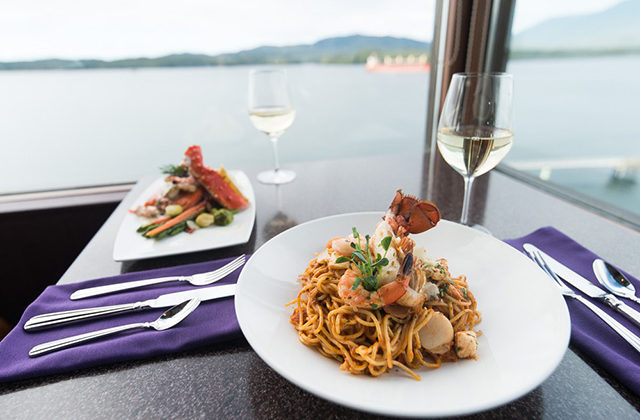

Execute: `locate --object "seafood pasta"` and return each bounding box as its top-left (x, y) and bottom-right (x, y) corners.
top-left (289, 191), bottom-right (481, 380)
top-left (131, 145), bottom-right (249, 240)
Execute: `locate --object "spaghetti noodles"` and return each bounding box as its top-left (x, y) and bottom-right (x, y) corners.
top-left (289, 248), bottom-right (481, 380)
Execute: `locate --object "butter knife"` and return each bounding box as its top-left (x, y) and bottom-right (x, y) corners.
top-left (24, 283), bottom-right (236, 331)
top-left (523, 244), bottom-right (640, 329)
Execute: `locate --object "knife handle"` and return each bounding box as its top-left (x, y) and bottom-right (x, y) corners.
top-left (70, 276), bottom-right (183, 300)
top-left (23, 302), bottom-right (146, 331)
top-left (574, 295), bottom-right (640, 354)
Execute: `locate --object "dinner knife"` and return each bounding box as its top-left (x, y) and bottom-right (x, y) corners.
top-left (23, 283), bottom-right (236, 331)
top-left (523, 244), bottom-right (640, 329)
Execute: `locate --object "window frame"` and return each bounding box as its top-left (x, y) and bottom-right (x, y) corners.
top-left (2, 0), bottom-right (638, 230)
top-left (425, 0), bottom-right (640, 231)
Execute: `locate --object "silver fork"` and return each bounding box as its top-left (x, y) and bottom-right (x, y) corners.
top-left (70, 255), bottom-right (246, 300)
top-left (526, 248), bottom-right (640, 354)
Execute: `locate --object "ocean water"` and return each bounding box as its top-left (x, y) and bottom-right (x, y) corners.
top-left (0, 57), bottom-right (638, 216)
top-left (507, 55), bottom-right (640, 215)
top-left (0, 64), bottom-right (428, 193)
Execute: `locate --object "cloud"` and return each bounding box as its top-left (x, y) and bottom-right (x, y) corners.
top-left (0, 0), bottom-right (624, 61)
top-left (0, 0), bottom-right (435, 61)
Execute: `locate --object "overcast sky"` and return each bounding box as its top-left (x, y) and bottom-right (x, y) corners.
top-left (0, 0), bottom-right (623, 61)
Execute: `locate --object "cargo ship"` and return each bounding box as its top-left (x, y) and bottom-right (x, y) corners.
top-left (365, 53), bottom-right (430, 73)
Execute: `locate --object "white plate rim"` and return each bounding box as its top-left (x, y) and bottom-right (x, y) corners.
top-left (235, 212), bottom-right (571, 417)
top-left (113, 169), bottom-right (256, 261)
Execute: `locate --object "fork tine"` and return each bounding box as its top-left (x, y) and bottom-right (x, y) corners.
top-left (209, 255), bottom-right (245, 274)
top-left (214, 254), bottom-right (245, 272)
top-left (210, 260), bottom-right (243, 279)
top-left (203, 255), bottom-right (246, 281)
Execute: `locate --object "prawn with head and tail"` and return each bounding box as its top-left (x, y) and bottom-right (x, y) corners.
top-left (289, 190), bottom-right (481, 380)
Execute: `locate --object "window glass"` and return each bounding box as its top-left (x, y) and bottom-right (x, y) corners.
top-left (506, 0), bottom-right (640, 217)
top-left (0, 1), bottom-right (434, 194)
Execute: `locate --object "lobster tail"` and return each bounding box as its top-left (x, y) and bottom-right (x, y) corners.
top-left (388, 190), bottom-right (440, 234)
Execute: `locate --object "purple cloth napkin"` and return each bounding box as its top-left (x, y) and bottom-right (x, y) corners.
top-left (0, 255), bottom-right (244, 383)
top-left (505, 227), bottom-right (640, 395)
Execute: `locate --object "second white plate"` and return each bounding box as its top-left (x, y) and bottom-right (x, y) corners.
top-left (113, 170), bottom-right (255, 261)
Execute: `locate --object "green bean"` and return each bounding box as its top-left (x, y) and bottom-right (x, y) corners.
top-left (154, 229), bottom-right (171, 240)
top-left (168, 221), bottom-right (187, 236)
top-left (138, 223), bottom-right (160, 234)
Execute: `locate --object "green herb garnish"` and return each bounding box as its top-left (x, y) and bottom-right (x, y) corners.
top-left (160, 164), bottom-right (188, 177)
top-left (339, 227), bottom-right (392, 293)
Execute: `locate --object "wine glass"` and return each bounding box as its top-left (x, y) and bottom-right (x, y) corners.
top-left (248, 69), bottom-right (296, 184)
top-left (437, 72), bottom-right (513, 226)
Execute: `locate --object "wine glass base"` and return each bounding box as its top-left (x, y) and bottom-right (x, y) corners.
top-left (257, 169), bottom-right (296, 185)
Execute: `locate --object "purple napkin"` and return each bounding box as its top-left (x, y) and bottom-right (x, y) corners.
top-left (0, 255), bottom-right (245, 383)
top-left (505, 227), bottom-right (640, 395)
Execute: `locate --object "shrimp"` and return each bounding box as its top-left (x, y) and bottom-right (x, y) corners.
top-left (328, 235), bottom-right (367, 257)
top-left (336, 190), bottom-right (442, 309)
top-left (338, 254), bottom-right (414, 308)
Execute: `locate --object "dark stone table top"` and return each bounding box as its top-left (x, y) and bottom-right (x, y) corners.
top-left (1, 152), bottom-right (639, 419)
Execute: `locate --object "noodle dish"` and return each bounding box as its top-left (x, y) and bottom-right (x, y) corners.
top-left (289, 190), bottom-right (482, 380)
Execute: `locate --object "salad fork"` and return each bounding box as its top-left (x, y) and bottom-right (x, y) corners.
top-left (70, 254), bottom-right (246, 300)
top-left (526, 248), bottom-right (640, 354)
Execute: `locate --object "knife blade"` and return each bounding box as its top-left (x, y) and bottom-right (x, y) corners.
top-left (523, 243), bottom-right (640, 329)
top-left (24, 283), bottom-right (236, 331)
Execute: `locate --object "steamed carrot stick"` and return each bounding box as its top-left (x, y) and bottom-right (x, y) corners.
top-left (149, 215), bottom-right (172, 225)
top-left (145, 202), bottom-right (206, 237)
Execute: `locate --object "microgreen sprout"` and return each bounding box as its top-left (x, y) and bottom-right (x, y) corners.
top-left (334, 227), bottom-right (392, 293)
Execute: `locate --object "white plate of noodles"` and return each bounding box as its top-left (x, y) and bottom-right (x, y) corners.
top-left (235, 212), bottom-right (570, 417)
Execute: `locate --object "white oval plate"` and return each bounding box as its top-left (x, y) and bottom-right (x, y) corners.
top-left (235, 213), bottom-right (570, 417)
top-left (113, 170), bottom-right (255, 261)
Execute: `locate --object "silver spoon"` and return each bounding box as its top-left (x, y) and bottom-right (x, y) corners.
top-left (29, 298), bottom-right (200, 357)
top-left (593, 259), bottom-right (640, 305)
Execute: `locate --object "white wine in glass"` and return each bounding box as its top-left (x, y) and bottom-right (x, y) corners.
top-left (437, 73), bottom-right (513, 226)
top-left (437, 126), bottom-right (513, 177)
top-left (249, 106), bottom-right (296, 136)
top-left (248, 70), bottom-right (296, 185)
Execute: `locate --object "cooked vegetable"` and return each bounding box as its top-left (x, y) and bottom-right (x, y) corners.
top-left (160, 164), bottom-right (188, 177)
top-left (186, 220), bottom-right (199, 233)
top-left (136, 146), bottom-right (250, 240)
top-left (145, 202), bottom-right (206, 237)
top-left (137, 223), bottom-right (162, 234)
top-left (213, 208), bottom-right (234, 226)
top-left (165, 204), bottom-right (183, 217)
top-left (195, 213), bottom-right (214, 227)
top-left (149, 215), bottom-right (171, 225)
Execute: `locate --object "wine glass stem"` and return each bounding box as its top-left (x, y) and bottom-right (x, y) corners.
top-left (460, 175), bottom-right (475, 226)
top-left (269, 135), bottom-right (281, 174)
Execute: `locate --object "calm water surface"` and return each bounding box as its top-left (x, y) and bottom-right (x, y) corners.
top-left (0, 57), bottom-right (638, 215)
top-left (0, 64), bottom-right (428, 193)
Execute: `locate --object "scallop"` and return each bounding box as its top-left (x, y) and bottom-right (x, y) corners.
top-left (418, 311), bottom-right (453, 354)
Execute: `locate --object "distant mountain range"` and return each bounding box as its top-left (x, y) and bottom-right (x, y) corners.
top-left (511, 0), bottom-right (640, 57)
top-left (2, 1), bottom-right (640, 71)
top-left (0, 35), bottom-right (429, 70)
